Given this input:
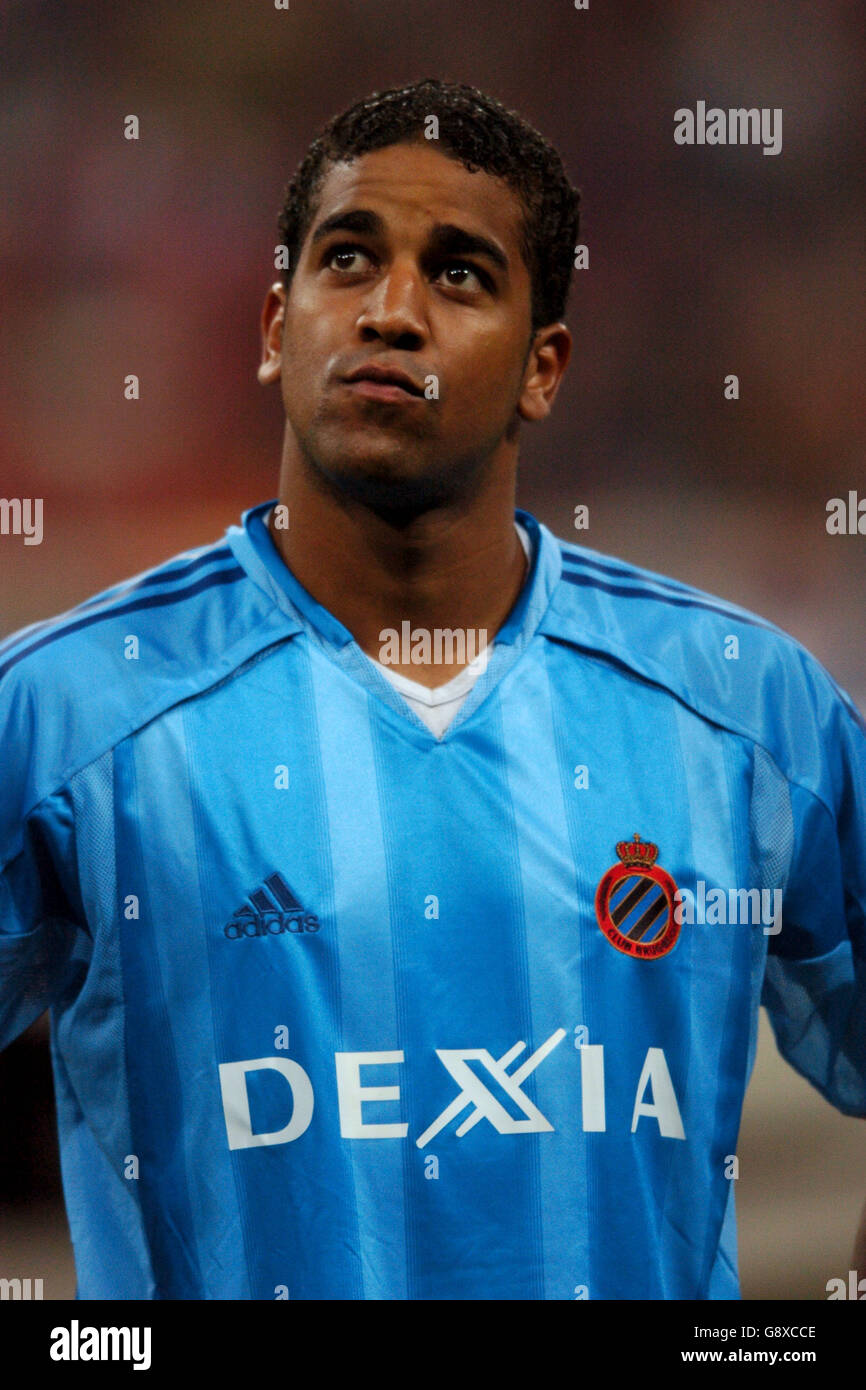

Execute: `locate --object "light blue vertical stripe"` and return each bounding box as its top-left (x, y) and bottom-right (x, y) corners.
top-left (114, 739), bottom-right (200, 1295)
top-left (499, 653), bottom-right (589, 1300)
top-left (53, 751), bottom-right (158, 1296)
top-left (307, 658), bottom-right (408, 1300)
top-left (664, 702), bottom-right (748, 1296)
top-left (135, 707), bottom-right (250, 1297)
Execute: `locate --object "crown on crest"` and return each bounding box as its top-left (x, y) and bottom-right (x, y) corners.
top-left (615, 834), bottom-right (659, 868)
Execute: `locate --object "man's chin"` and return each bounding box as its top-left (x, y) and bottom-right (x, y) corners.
top-left (305, 449), bottom-right (464, 522)
top-left (323, 464), bottom-right (454, 521)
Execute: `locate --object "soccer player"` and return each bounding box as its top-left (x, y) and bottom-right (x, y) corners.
top-left (1, 80), bottom-right (864, 1301)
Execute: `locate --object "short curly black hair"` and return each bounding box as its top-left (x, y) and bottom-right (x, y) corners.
top-left (276, 79), bottom-right (580, 332)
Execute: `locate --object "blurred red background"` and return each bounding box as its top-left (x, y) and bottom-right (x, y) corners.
top-left (1, 0), bottom-right (864, 1300)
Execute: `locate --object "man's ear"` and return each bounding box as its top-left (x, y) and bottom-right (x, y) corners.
top-left (516, 323), bottom-right (572, 422)
top-left (257, 282), bottom-right (287, 386)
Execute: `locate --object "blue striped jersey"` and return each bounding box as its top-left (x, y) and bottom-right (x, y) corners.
top-left (1, 499), bottom-right (864, 1300)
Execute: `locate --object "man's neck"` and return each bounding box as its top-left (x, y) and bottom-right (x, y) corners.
top-left (267, 452), bottom-right (527, 689)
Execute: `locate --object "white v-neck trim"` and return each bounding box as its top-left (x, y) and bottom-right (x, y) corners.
top-left (369, 522), bottom-right (532, 735)
top-left (256, 510), bottom-right (533, 737)
top-left (375, 645), bottom-right (490, 706)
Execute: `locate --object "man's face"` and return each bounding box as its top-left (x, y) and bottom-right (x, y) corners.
top-left (266, 141), bottom-right (542, 515)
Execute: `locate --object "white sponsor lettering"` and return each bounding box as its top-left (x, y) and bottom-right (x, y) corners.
top-left (218, 1056), bottom-right (314, 1149)
top-left (578, 1044), bottom-right (606, 1132)
top-left (416, 1030), bottom-right (567, 1147)
top-left (631, 1047), bottom-right (686, 1139)
top-left (335, 1051), bottom-right (409, 1138)
top-left (218, 1034), bottom-right (686, 1147)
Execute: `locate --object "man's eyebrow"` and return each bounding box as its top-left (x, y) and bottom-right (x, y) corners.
top-left (309, 210), bottom-right (509, 275)
top-left (426, 223), bottom-right (509, 274)
top-left (309, 209), bottom-right (384, 246)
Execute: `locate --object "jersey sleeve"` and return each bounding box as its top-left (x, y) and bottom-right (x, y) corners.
top-left (761, 671), bottom-right (866, 1116)
top-left (0, 664), bottom-right (86, 1052)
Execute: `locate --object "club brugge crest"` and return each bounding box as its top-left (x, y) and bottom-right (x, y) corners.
top-left (595, 834), bottom-right (680, 960)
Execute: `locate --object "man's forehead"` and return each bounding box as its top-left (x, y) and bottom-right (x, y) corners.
top-left (309, 143), bottom-right (524, 250)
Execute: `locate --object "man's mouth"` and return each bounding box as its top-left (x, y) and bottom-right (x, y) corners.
top-left (342, 363), bottom-right (427, 402)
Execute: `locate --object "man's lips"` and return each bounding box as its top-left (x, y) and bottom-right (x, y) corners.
top-left (341, 363), bottom-right (427, 401)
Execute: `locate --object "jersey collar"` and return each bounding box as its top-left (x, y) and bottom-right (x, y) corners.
top-left (228, 498), bottom-right (564, 738)
top-left (231, 498), bottom-right (563, 649)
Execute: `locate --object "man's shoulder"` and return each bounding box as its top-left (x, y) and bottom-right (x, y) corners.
top-left (543, 531), bottom-right (866, 777)
top-left (0, 533), bottom-right (246, 682)
top-left (0, 529), bottom-right (291, 822)
top-left (552, 532), bottom-right (784, 637)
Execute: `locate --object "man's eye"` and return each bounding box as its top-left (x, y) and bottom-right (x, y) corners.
top-left (437, 263), bottom-right (483, 291)
top-left (326, 246), bottom-right (372, 273)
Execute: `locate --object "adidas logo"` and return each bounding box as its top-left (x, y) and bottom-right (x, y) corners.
top-left (224, 872), bottom-right (321, 939)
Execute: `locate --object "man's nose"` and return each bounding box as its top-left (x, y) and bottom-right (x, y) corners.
top-left (356, 260), bottom-right (427, 348)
